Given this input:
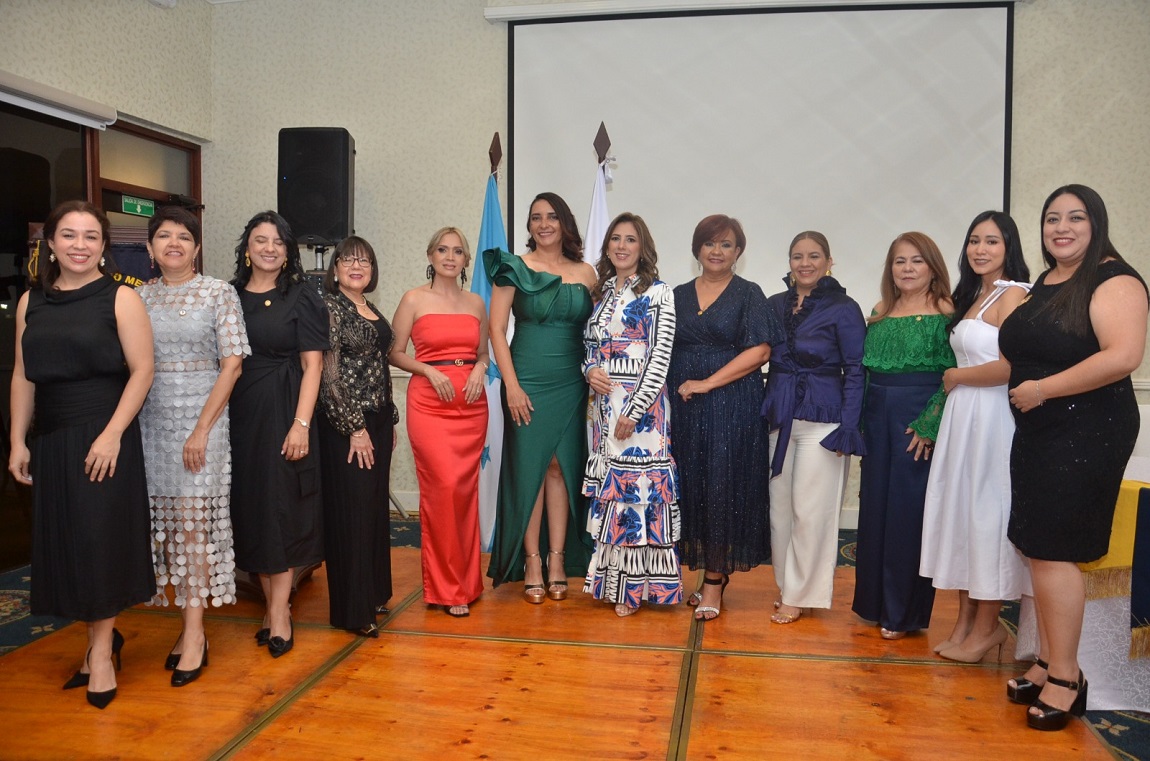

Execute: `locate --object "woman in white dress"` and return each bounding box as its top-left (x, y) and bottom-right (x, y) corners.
top-left (919, 210), bottom-right (1030, 662)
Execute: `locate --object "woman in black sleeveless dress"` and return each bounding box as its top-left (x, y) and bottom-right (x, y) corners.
top-left (999, 185), bottom-right (1148, 731)
top-left (8, 201), bottom-right (155, 709)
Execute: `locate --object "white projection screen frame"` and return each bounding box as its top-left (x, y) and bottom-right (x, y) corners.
top-left (509, 3), bottom-right (1012, 309)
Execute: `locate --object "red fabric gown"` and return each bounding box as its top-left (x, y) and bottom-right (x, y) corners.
top-left (407, 313), bottom-right (488, 606)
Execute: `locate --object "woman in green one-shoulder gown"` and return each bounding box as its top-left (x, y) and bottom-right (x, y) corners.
top-left (485, 192), bottom-right (597, 602)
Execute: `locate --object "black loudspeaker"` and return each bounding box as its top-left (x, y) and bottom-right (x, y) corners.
top-left (277, 127), bottom-right (354, 246)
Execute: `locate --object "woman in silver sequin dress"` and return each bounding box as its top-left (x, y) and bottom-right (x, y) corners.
top-left (138, 207), bottom-right (250, 687)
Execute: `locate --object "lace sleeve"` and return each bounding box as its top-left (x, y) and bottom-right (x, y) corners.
top-left (908, 384), bottom-right (948, 441)
top-left (319, 303), bottom-right (366, 437)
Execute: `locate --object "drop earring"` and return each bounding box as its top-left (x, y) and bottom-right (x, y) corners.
top-left (825, 269), bottom-right (832, 276)
top-left (100, 256), bottom-right (106, 268)
top-left (789, 273), bottom-right (796, 286)
top-left (244, 251), bottom-right (251, 267)
top-left (426, 264), bottom-right (434, 280)
top-left (334, 274), bottom-right (339, 284)
top-left (461, 268), bottom-right (468, 286)
top-left (49, 252), bottom-right (56, 263)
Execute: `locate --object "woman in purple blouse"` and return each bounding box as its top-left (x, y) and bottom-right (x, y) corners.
top-left (762, 231), bottom-right (867, 625)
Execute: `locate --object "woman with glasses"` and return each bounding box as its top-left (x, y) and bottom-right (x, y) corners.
top-left (318, 236), bottom-right (397, 636)
top-left (389, 227), bottom-right (489, 618)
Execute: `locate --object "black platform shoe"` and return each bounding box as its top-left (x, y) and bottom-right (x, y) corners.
top-left (1027, 671), bottom-right (1087, 731)
top-left (1006, 657), bottom-right (1048, 704)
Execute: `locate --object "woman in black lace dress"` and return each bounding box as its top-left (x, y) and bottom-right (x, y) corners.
top-left (999, 185), bottom-right (1147, 731)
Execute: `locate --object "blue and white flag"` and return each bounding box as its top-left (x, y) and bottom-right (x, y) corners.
top-left (584, 159), bottom-right (611, 265)
top-left (472, 172), bottom-right (508, 551)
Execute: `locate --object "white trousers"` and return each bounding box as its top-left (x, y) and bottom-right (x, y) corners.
top-left (768, 420), bottom-right (850, 609)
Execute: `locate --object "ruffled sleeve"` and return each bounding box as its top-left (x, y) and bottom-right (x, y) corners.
top-left (483, 248), bottom-right (560, 294)
top-left (909, 385), bottom-right (948, 441)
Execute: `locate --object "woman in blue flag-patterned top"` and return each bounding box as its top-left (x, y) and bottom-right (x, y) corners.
top-left (582, 212), bottom-right (681, 617)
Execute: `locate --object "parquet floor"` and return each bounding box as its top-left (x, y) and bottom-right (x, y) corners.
top-left (1, 547), bottom-right (1114, 759)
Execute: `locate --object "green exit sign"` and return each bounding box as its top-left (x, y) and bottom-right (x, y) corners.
top-left (122, 195), bottom-right (155, 217)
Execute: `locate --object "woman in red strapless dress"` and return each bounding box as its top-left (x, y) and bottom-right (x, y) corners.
top-left (390, 227), bottom-right (490, 617)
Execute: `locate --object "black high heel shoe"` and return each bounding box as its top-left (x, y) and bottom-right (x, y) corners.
top-left (268, 619), bottom-right (294, 658)
top-left (164, 633), bottom-right (184, 671)
top-left (171, 640), bottom-right (208, 687)
top-left (254, 627), bottom-right (271, 647)
top-left (85, 650), bottom-right (121, 709)
top-left (352, 623), bottom-right (380, 638)
top-left (1027, 671), bottom-right (1087, 731)
top-left (1006, 657), bottom-right (1048, 704)
top-left (63, 628), bottom-right (123, 690)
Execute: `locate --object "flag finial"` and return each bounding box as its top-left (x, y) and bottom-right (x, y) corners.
top-left (489, 132), bottom-right (503, 174)
top-left (594, 122), bottom-right (611, 164)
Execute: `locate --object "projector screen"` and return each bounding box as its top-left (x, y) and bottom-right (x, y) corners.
top-left (510, 4), bottom-right (1011, 309)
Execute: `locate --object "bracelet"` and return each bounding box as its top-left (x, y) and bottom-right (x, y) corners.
top-left (1034, 380), bottom-right (1044, 406)
top-left (478, 360), bottom-right (489, 370)
top-left (294, 417), bottom-right (311, 429)
top-left (351, 429), bottom-right (367, 438)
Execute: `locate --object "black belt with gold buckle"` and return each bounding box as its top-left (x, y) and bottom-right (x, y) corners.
top-left (425, 359), bottom-right (476, 367)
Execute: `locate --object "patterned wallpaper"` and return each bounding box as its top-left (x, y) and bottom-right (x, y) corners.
top-left (1, 0), bottom-right (1147, 497)
top-left (0, 0), bottom-right (213, 139)
top-left (205, 0), bottom-right (507, 495)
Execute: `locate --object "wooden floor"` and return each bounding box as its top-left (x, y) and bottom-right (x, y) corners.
top-left (1, 547), bottom-right (1115, 760)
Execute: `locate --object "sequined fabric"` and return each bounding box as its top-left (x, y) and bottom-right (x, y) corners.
top-left (1000, 261), bottom-right (1146, 562)
top-left (138, 275), bottom-right (251, 607)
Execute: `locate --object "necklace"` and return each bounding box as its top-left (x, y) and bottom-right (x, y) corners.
top-left (344, 291), bottom-right (368, 307)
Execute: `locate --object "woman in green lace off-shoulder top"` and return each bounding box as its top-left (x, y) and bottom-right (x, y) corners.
top-left (851, 232), bottom-right (956, 640)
